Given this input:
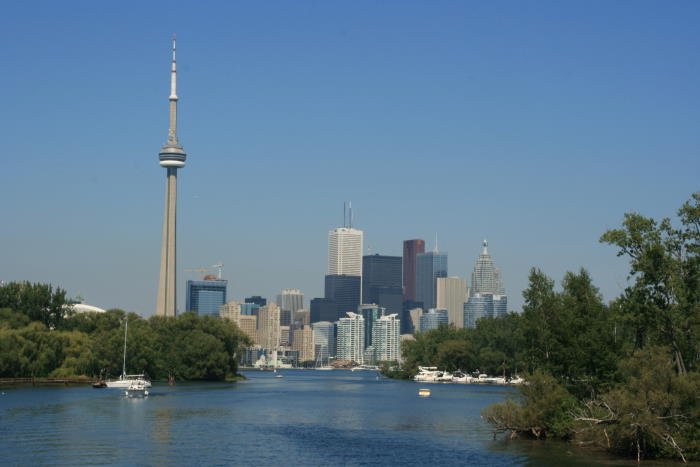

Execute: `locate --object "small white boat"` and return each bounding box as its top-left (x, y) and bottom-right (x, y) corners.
top-left (418, 388), bottom-right (431, 397)
top-left (125, 379), bottom-right (149, 397)
top-left (435, 371), bottom-right (453, 382)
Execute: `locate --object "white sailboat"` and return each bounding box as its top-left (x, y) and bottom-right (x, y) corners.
top-left (315, 345), bottom-right (333, 370)
top-left (106, 318), bottom-right (151, 389)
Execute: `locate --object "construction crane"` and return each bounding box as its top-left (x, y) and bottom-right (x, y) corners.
top-left (185, 262), bottom-right (224, 280)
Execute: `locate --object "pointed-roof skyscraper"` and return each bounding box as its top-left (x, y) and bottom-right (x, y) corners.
top-left (156, 36), bottom-right (187, 317)
top-left (470, 240), bottom-right (505, 296)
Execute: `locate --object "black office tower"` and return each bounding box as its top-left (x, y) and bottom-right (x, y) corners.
top-left (310, 297), bottom-right (338, 323)
top-left (324, 274), bottom-right (361, 320)
top-left (362, 254), bottom-right (402, 315)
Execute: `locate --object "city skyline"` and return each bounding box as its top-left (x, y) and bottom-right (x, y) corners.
top-left (1, 2), bottom-right (699, 316)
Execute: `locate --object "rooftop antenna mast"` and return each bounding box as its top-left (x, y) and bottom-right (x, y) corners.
top-left (349, 201), bottom-right (353, 228)
top-left (343, 202), bottom-right (347, 228)
top-left (434, 232), bottom-right (439, 253)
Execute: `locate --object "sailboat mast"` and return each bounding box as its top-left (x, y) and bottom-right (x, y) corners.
top-left (122, 318), bottom-right (128, 378)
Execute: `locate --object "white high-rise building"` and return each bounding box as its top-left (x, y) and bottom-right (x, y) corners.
top-left (336, 312), bottom-right (365, 364)
top-left (372, 313), bottom-right (401, 363)
top-left (328, 228), bottom-right (363, 276)
top-left (471, 240), bottom-right (505, 296)
top-left (437, 277), bottom-right (468, 328)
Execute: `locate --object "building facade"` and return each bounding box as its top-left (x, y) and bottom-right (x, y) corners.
top-left (328, 227), bottom-right (363, 277)
top-left (291, 325), bottom-right (314, 363)
top-left (219, 300), bottom-right (257, 341)
top-left (185, 278), bottom-right (227, 316)
top-left (415, 250), bottom-right (448, 310)
top-left (324, 275), bottom-right (361, 319)
top-left (256, 303), bottom-right (281, 350)
top-left (336, 312), bottom-right (365, 364)
top-left (362, 254), bottom-right (403, 316)
top-left (310, 297), bottom-right (337, 323)
top-left (464, 293), bottom-right (508, 328)
top-left (277, 289), bottom-right (303, 326)
top-left (419, 308), bottom-right (449, 332)
top-left (436, 276), bottom-right (468, 328)
top-left (312, 321), bottom-right (336, 361)
top-left (358, 304), bottom-right (385, 349)
top-left (402, 239), bottom-right (425, 302)
top-left (372, 313), bottom-right (401, 363)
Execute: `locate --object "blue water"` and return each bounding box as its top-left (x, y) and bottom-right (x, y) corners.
top-left (0, 370), bottom-right (624, 466)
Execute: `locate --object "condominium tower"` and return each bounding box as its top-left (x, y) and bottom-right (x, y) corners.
top-left (336, 312), bottom-right (365, 364)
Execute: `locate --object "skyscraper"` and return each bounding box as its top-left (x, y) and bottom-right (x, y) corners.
top-left (156, 37), bottom-right (187, 317)
top-left (362, 254), bottom-right (403, 316)
top-left (463, 293), bottom-right (493, 328)
top-left (328, 227), bottom-right (363, 277)
top-left (416, 249), bottom-right (448, 310)
top-left (324, 275), bottom-right (361, 319)
top-left (358, 304), bottom-right (385, 349)
top-left (402, 239), bottom-right (425, 301)
top-left (471, 240), bottom-right (505, 295)
top-left (312, 321), bottom-right (336, 360)
top-left (220, 301), bottom-right (257, 341)
top-left (256, 303), bottom-right (280, 350)
top-left (310, 298), bottom-right (337, 323)
top-left (185, 277), bottom-right (227, 316)
top-left (372, 314), bottom-right (401, 363)
top-left (336, 312), bottom-right (365, 364)
top-left (245, 296), bottom-right (267, 307)
top-left (419, 308), bottom-right (449, 332)
top-left (437, 277), bottom-right (467, 328)
top-left (277, 288), bottom-right (304, 327)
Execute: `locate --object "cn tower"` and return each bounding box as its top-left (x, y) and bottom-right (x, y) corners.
top-left (156, 36), bottom-right (186, 317)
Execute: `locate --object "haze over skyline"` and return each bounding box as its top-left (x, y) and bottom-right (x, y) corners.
top-left (1, 2), bottom-right (698, 315)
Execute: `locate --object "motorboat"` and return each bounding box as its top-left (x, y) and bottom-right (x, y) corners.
top-left (435, 371), bottom-right (453, 382)
top-left (451, 371), bottom-right (472, 383)
top-left (508, 375), bottom-right (525, 385)
top-left (413, 366), bottom-right (439, 382)
top-left (125, 379), bottom-right (149, 397)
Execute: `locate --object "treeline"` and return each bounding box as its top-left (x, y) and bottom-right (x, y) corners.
top-left (398, 193), bottom-right (700, 462)
top-left (0, 283), bottom-right (251, 381)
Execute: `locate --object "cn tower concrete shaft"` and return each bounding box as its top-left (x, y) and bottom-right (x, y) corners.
top-left (156, 167), bottom-right (178, 316)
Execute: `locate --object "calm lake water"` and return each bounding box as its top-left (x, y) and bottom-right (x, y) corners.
top-left (0, 370), bottom-right (635, 466)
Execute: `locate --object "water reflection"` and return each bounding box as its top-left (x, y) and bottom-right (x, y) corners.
top-left (0, 371), bottom-right (621, 466)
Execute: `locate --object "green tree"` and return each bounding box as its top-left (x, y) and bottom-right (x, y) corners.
top-left (600, 192), bottom-right (700, 374)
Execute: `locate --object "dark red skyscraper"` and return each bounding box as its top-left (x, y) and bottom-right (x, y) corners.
top-left (403, 239), bottom-right (425, 301)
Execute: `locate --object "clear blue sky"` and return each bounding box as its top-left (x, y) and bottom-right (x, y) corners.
top-left (1, 1), bottom-right (698, 315)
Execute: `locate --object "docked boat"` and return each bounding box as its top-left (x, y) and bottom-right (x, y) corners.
top-left (435, 371), bottom-right (453, 382)
top-left (413, 366), bottom-right (439, 382)
top-left (105, 318), bottom-right (152, 389)
top-left (508, 375), bottom-right (525, 385)
top-left (451, 371), bottom-right (472, 383)
top-left (125, 379), bottom-right (149, 398)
